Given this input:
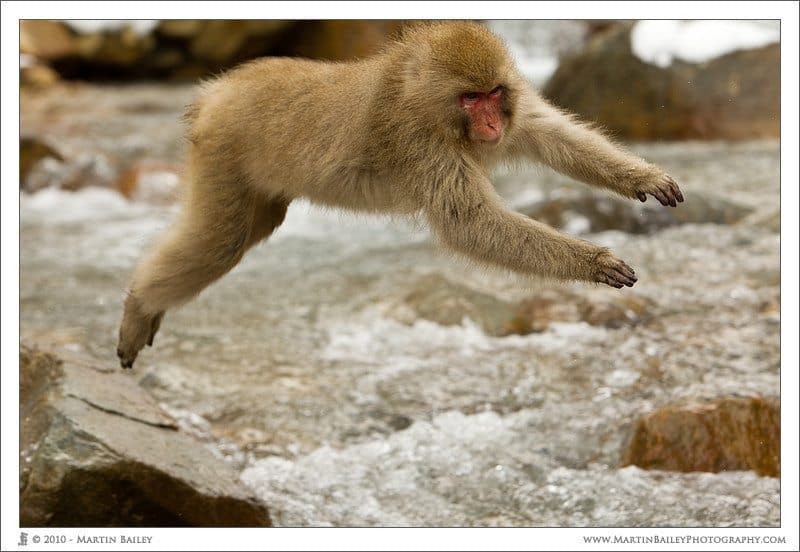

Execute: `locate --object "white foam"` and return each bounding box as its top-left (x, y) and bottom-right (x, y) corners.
top-left (631, 20), bottom-right (779, 68)
top-left (321, 307), bottom-right (608, 382)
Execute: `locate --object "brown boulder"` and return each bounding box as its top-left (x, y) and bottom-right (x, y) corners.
top-left (621, 397), bottom-right (780, 477)
top-left (544, 23), bottom-right (779, 140)
top-left (385, 274), bottom-right (516, 336)
top-left (75, 27), bottom-right (155, 67)
top-left (22, 20), bottom-right (411, 82)
top-left (156, 20), bottom-right (206, 39)
top-left (21, 64), bottom-right (60, 89)
top-left (20, 21), bottom-right (76, 59)
top-left (189, 20), bottom-right (253, 63)
top-left (20, 343), bottom-right (271, 527)
top-left (519, 190), bottom-right (753, 235)
top-left (503, 289), bottom-right (655, 334)
top-left (387, 275), bottom-right (655, 337)
top-left (20, 136), bottom-right (63, 190)
top-left (280, 20), bottom-right (408, 61)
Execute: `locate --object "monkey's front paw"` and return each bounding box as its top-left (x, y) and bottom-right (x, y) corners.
top-left (593, 251), bottom-right (638, 289)
top-left (117, 295), bottom-right (163, 369)
top-left (635, 172), bottom-right (684, 208)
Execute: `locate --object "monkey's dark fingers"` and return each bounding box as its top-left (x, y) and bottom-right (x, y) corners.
top-left (593, 250), bottom-right (637, 289)
top-left (610, 268), bottom-right (637, 287)
top-left (614, 259), bottom-right (636, 279)
top-left (642, 174), bottom-right (683, 207)
top-left (601, 276), bottom-right (624, 289)
top-left (651, 189), bottom-right (670, 207)
top-left (666, 176), bottom-right (684, 203)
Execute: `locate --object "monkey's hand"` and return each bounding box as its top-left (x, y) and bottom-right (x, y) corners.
top-left (592, 249), bottom-right (638, 289)
top-left (117, 294), bottom-right (163, 369)
top-left (631, 169), bottom-right (684, 208)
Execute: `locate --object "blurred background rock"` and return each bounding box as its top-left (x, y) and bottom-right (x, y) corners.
top-left (20, 20), bottom-right (408, 82)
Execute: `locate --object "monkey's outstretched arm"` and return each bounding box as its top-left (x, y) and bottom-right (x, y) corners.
top-left (510, 95), bottom-right (683, 207)
top-left (424, 169), bottom-right (637, 288)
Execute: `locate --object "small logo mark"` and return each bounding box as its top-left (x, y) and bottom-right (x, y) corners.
top-left (18, 532), bottom-right (28, 546)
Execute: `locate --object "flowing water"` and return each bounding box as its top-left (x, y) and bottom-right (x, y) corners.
top-left (20, 79), bottom-right (780, 526)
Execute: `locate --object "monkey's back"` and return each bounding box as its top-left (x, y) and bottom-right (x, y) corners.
top-left (187, 56), bottom-right (403, 210)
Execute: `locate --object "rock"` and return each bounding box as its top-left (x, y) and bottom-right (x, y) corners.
top-left (189, 20), bottom-right (252, 63)
top-left (156, 20), bottom-right (206, 39)
top-left (115, 161), bottom-right (182, 204)
top-left (20, 21), bottom-right (76, 59)
top-left (385, 274), bottom-right (515, 336)
top-left (544, 23), bottom-right (779, 140)
top-left (279, 21), bottom-right (408, 61)
top-left (20, 343), bottom-right (270, 527)
top-left (22, 20), bottom-right (406, 82)
top-left (578, 294), bottom-right (654, 329)
top-left (244, 20), bottom-right (293, 37)
top-left (20, 136), bottom-right (64, 190)
top-left (621, 397), bottom-right (780, 477)
top-left (519, 190), bottom-right (753, 235)
top-left (503, 289), bottom-right (655, 334)
top-left (23, 151), bottom-right (117, 193)
top-left (21, 64), bottom-right (60, 89)
top-left (741, 208), bottom-right (780, 233)
top-left (502, 290), bottom-right (582, 334)
top-left (387, 275), bottom-right (655, 336)
top-left (75, 27), bottom-right (155, 67)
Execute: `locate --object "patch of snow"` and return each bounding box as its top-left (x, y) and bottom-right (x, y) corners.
top-left (20, 53), bottom-right (37, 69)
top-left (631, 20), bottom-right (779, 68)
top-left (489, 20), bottom-right (586, 87)
top-left (63, 20), bottom-right (159, 36)
top-left (515, 56), bottom-right (559, 87)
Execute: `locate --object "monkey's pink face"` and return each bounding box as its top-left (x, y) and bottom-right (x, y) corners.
top-left (460, 86), bottom-right (506, 145)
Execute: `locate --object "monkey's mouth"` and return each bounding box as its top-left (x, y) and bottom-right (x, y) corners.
top-left (480, 135), bottom-right (503, 147)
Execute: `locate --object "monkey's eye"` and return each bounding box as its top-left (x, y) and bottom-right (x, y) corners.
top-left (489, 85), bottom-right (504, 97)
top-left (462, 92), bottom-right (481, 102)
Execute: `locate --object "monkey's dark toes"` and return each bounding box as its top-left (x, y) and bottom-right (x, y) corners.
top-left (637, 192), bottom-right (647, 202)
top-left (117, 347), bottom-right (136, 369)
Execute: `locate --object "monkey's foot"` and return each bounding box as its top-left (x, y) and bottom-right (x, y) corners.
top-left (117, 295), bottom-right (163, 369)
top-left (593, 251), bottom-right (638, 289)
top-left (635, 173), bottom-right (684, 207)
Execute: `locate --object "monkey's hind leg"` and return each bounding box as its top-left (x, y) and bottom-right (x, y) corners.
top-left (117, 188), bottom-right (289, 369)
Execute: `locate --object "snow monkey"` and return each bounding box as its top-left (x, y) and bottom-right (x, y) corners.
top-left (117, 21), bottom-right (683, 368)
